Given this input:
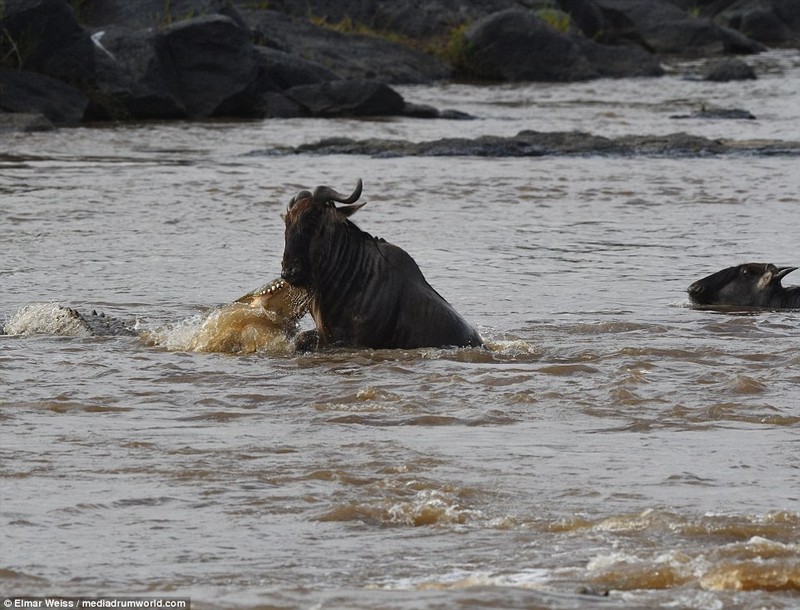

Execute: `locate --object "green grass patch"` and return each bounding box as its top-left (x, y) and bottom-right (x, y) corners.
top-left (537, 8), bottom-right (571, 33)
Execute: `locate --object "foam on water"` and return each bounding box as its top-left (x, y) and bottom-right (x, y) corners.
top-left (4, 301), bottom-right (296, 354)
top-left (3, 302), bottom-right (93, 337)
top-left (141, 302), bottom-right (297, 354)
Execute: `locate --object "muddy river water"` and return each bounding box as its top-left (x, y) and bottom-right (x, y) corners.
top-left (1, 50), bottom-right (799, 609)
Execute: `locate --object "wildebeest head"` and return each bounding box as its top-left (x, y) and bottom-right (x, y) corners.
top-left (687, 263), bottom-right (797, 307)
top-left (281, 179), bottom-right (366, 288)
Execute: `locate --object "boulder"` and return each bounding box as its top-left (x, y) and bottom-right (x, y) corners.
top-left (576, 37), bottom-right (664, 77)
top-left (86, 26), bottom-right (187, 120)
top-left (154, 15), bottom-right (261, 118)
top-left (773, 0), bottom-right (800, 34)
top-left (262, 0), bottom-right (516, 39)
top-left (590, 0), bottom-right (766, 55)
top-left (86, 15), bottom-right (265, 120)
top-left (670, 106), bottom-right (756, 119)
top-left (461, 9), bottom-right (662, 82)
top-left (285, 79), bottom-right (406, 117)
top-left (463, 9), bottom-right (598, 81)
top-left (557, 0), bottom-right (609, 40)
top-left (736, 8), bottom-right (792, 44)
top-left (714, 1), bottom-right (795, 45)
top-left (0, 68), bottom-right (88, 124)
top-left (259, 92), bottom-right (307, 118)
top-left (80, 0), bottom-right (249, 31)
top-left (1, 0), bottom-right (95, 83)
top-left (0, 111), bottom-right (55, 132)
top-left (401, 103), bottom-right (473, 120)
top-left (256, 46), bottom-right (339, 89)
top-left (702, 57), bottom-right (757, 81)
top-left (358, 0), bottom-right (515, 40)
top-left (241, 9), bottom-right (450, 83)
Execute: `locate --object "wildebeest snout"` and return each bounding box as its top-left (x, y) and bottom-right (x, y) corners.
top-left (687, 280), bottom-right (705, 299)
top-left (281, 260), bottom-right (305, 285)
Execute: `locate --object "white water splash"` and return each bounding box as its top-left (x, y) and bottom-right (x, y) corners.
top-left (3, 302), bottom-right (93, 337)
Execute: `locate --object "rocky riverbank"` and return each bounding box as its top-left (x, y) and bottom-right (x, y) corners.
top-left (1, 0), bottom-right (799, 130)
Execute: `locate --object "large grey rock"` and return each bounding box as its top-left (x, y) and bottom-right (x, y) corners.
top-left (0, 68), bottom-right (88, 124)
top-left (703, 57), bottom-right (757, 81)
top-left (241, 9), bottom-right (450, 83)
top-left (0, 111), bottom-right (55, 132)
top-left (576, 37), bottom-right (664, 77)
top-left (464, 9), bottom-right (598, 81)
top-left (81, 0), bottom-right (249, 30)
top-left (590, 0), bottom-right (766, 55)
top-left (715, 1), bottom-right (797, 45)
top-left (87, 26), bottom-right (187, 119)
top-left (154, 15), bottom-right (261, 118)
top-left (285, 79), bottom-right (406, 116)
top-left (85, 14), bottom-right (264, 120)
top-left (462, 9), bottom-right (662, 82)
top-left (557, 0), bottom-right (609, 40)
top-left (260, 0), bottom-right (517, 39)
top-left (1, 0), bottom-right (95, 83)
top-left (256, 46), bottom-right (339, 89)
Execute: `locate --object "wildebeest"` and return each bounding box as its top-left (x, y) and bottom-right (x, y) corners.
top-left (280, 179), bottom-right (483, 350)
top-left (687, 263), bottom-right (800, 308)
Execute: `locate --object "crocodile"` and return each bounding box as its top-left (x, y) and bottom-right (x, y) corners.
top-left (2, 277), bottom-right (311, 352)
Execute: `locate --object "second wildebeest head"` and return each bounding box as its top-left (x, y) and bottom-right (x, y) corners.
top-left (687, 263), bottom-right (800, 308)
top-left (280, 179), bottom-right (483, 350)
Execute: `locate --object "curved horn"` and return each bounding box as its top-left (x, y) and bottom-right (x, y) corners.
top-left (775, 266), bottom-right (798, 282)
top-left (311, 179), bottom-right (363, 206)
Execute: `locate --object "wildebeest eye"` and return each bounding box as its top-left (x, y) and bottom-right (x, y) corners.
top-left (740, 268), bottom-right (749, 276)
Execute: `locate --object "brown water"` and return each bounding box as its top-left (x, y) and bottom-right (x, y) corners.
top-left (1, 50), bottom-right (799, 609)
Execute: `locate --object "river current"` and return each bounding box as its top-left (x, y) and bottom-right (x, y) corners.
top-left (1, 50), bottom-right (799, 609)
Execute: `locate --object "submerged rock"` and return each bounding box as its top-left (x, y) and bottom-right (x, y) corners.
top-left (282, 130), bottom-right (800, 157)
top-left (702, 57), bottom-right (757, 81)
top-left (670, 107), bottom-right (757, 120)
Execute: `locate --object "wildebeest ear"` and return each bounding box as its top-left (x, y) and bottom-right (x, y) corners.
top-left (287, 190), bottom-right (312, 211)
